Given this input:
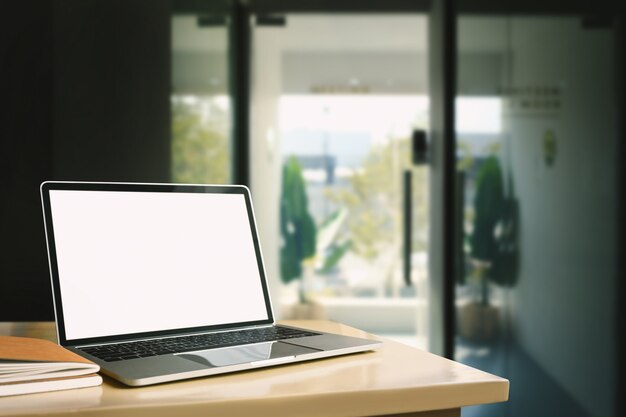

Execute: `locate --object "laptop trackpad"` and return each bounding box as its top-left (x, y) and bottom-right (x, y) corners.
top-left (177, 341), bottom-right (319, 368)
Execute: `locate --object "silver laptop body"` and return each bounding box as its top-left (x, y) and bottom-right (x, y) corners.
top-left (40, 181), bottom-right (381, 386)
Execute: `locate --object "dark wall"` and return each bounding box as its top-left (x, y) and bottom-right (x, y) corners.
top-left (0, 0), bottom-right (171, 320)
top-left (615, 13), bottom-right (626, 417)
top-left (1, 1), bottom-right (55, 321)
top-left (52, 1), bottom-right (171, 182)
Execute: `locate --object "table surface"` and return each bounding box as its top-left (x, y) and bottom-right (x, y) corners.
top-left (0, 321), bottom-right (508, 417)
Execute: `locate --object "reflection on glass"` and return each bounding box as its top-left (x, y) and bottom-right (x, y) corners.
top-left (456, 16), bottom-right (618, 417)
top-left (456, 97), bottom-right (502, 134)
top-left (455, 94), bottom-right (513, 346)
top-left (171, 14), bottom-right (231, 184)
top-left (179, 341), bottom-right (318, 368)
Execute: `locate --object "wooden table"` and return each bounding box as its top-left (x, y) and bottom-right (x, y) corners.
top-left (0, 321), bottom-right (508, 417)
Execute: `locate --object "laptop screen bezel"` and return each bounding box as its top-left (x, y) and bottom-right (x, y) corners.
top-left (41, 181), bottom-right (276, 347)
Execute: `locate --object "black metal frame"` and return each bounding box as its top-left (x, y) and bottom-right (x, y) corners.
top-left (457, 0), bottom-right (621, 15)
top-left (440, 0), bottom-right (457, 361)
top-left (248, 0), bottom-right (431, 13)
top-left (229, 0), bottom-right (251, 186)
top-left (172, 0), bottom-right (230, 14)
top-left (403, 170), bottom-right (413, 287)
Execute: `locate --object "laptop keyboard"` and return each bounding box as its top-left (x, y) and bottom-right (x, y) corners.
top-left (79, 326), bottom-right (319, 362)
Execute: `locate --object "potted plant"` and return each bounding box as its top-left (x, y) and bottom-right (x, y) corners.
top-left (279, 156), bottom-right (317, 304)
top-left (458, 155), bottom-right (518, 342)
top-left (279, 157), bottom-right (352, 318)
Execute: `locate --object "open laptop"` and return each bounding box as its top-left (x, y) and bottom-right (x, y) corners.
top-left (40, 181), bottom-right (381, 386)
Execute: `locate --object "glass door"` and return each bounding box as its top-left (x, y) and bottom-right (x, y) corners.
top-left (249, 11), bottom-right (431, 349)
top-left (454, 13), bottom-right (620, 417)
top-left (171, 1), bottom-right (233, 184)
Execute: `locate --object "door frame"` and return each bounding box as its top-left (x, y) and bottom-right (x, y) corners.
top-left (427, 0), bottom-right (456, 358)
top-left (231, 0), bottom-right (457, 358)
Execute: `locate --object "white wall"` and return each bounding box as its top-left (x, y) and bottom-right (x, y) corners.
top-left (250, 26), bottom-right (284, 316)
top-left (505, 18), bottom-right (617, 417)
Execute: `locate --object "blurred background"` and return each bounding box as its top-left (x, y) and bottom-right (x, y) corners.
top-left (1, 1), bottom-right (623, 416)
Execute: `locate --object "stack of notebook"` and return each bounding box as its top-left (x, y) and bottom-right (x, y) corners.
top-left (0, 336), bottom-right (102, 396)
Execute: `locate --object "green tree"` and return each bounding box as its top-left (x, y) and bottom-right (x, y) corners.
top-left (467, 154), bottom-right (519, 305)
top-left (280, 157), bottom-right (317, 286)
top-left (325, 138), bottom-right (429, 263)
top-left (470, 156), bottom-right (504, 262)
top-left (171, 98), bottom-right (229, 184)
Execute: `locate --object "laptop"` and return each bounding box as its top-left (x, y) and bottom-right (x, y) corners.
top-left (40, 181), bottom-right (381, 386)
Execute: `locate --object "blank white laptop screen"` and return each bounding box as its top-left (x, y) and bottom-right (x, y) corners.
top-left (48, 190), bottom-right (269, 341)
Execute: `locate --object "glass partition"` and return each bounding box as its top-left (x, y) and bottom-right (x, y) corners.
top-left (251, 14), bottom-right (430, 348)
top-left (455, 15), bottom-right (618, 417)
top-left (171, 10), bottom-right (232, 184)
